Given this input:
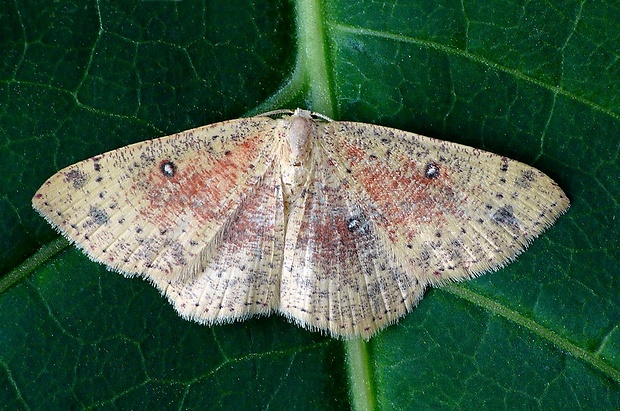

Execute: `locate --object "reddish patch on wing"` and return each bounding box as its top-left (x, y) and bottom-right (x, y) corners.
top-left (213, 166), bottom-right (281, 257)
top-left (342, 141), bottom-right (467, 240)
top-left (138, 136), bottom-right (269, 228)
top-left (294, 170), bottom-right (376, 282)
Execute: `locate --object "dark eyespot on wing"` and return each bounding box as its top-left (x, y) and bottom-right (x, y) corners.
top-left (424, 162), bottom-right (440, 179)
top-left (161, 160), bottom-right (176, 177)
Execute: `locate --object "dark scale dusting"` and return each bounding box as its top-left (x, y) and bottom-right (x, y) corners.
top-left (424, 162), bottom-right (440, 179)
top-left (140, 151), bottom-right (156, 165)
top-left (515, 170), bottom-right (536, 189)
top-left (500, 157), bottom-right (509, 172)
top-left (492, 205), bottom-right (519, 227)
top-left (164, 239), bottom-right (187, 267)
top-left (94, 163), bottom-right (101, 171)
top-left (419, 250), bottom-right (431, 261)
top-left (95, 176), bottom-right (103, 183)
top-left (160, 160), bottom-right (176, 177)
top-left (88, 206), bottom-right (110, 225)
top-left (65, 169), bottom-right (88, 189)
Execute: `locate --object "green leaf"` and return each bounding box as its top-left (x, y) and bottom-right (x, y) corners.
top-left (1, 0), bottom-right (618, 409)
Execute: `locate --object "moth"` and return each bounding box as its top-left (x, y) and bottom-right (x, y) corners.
top-left (33, 109), bottom-right (569, 338)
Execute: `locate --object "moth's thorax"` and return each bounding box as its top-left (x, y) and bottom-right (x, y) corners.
top-left (279, 112), bottom-right (318, 208)
top-left (287, 113), bottom-right (314, 162)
